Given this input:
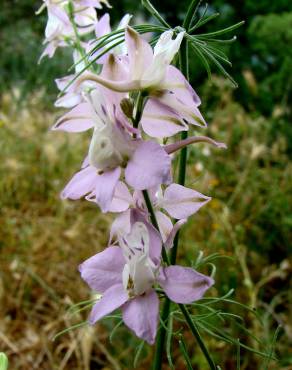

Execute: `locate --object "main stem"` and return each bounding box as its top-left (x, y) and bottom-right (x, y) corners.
top-left (68, 0), bottom-right (86, 59)
top-left (152, 38), bottom-right (190, 370)
top-left (152, 38), bottom-right (216, 369)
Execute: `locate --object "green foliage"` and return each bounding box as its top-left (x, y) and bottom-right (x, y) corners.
top-left (0, 1), bottom-right (71, 105)
top-left (248, 12), bottom-right (292, 116)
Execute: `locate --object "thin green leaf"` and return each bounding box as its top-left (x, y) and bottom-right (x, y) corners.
top-left (67, 298), bottom-right (98, 313)
top-left (178, 336), bottom-right (194, 370)
top-left (190, 13), bottom-right (220, 33)
top-left (53, 321), bottom-right (88, 341)
top-left (233, 321), bottom-right (262, 344)
top-left (133, 341), bottom-right (145, 368)
top-left (141, 0), bottom-right (171, 28)
top-left (190, 43), bottom-right (212, 79)
top-left (201, 36), bottom-right (238, 44)
top-left (198, 321), bottom-right (276, 360)
top-left (69, 24), bottom-right (166, 71)
top-left (198, 21), bottom-right (245, 38)
top-left (189, 0), bottom-right (203, 29)
top-left (236, 339), bottom-right (241, 370)
top-left (263, 325), bottom-right (281, 369)
top-left (166, 312), bottom-right (175, 370)
top-left (196, 289), bottom-right (235, 305)
top-left (109, 319), bottom-right (124, 344)
top-left (197, 44), bottom-right (237, 86)
top-left (59, 39), bottom-right (124, 96)
top-left (183, 0), bottom-right (201, 30)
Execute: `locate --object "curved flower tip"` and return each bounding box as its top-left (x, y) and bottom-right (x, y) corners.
top-left (165, 135), bottom-right (227, 154)
top-left (158, 265), bottom-right (214, 304)
top-left (165, 219), bottom-right (187, 249)
top-left (89, 284), bottom-right (128, 324)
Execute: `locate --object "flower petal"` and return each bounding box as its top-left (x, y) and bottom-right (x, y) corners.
top-left (89, 284), bottom-right (128, 324)
top-left (79, 246), bottom-right (124, 293)
top-left (125, 27), bottom-right (153, 81)
top-left (141, 98), bottom-right (188, 138)
top-left (95, 13), bottom-right (111, 38)
top-left (61, 166), bottom-right (97, 200)
top-left (95, 167), bottom-right (121, 213)
top-left (108, 181), bottom-right (133, 213)
top-left (109, 209), bottom-right (131, 244)
top-left (160, 184), bottom-right (211, 219)
top-left (155, 211), bottom-right (173, 243)
top-left (159, 91), bottom-right (206, 127)
top-left (122, 290), bottom-right (159, 344)
top-left (130, 209), bottom-right (162, 263)
top-left (125, 141), bottom-right (171, 190)
top-left (53, 102), bottom-right (93, 132)
top-left (165, 219), bottom-right (187, 249)
top-left (158, 266), bottom-right (214, 304)
top-left (165, 65), bottom-right (201, 106)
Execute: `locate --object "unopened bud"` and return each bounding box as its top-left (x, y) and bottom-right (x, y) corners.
top-left (120, 98), bottom-right (134, 119)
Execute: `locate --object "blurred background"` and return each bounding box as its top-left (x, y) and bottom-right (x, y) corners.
top-left (0, 0), bottom-right (291, 369)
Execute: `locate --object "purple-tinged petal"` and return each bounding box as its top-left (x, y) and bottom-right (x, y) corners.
top-left (155, 211), bottom-right (173, 243)
top-left (125, 27), bottom-right (153, 81)
top-left (141, 98), bottom-right (188, 138)
top-left (61, 166), bottom-right (97, 200)
top-left (108, 181), bottom-right (133, 213)
top-left (158, 91), bottom-right (206, 128)
top-left (165, 135), bottom-right (227, 154)
top-left (158, 266), bottom-right (214, 304)
top-left (82, 156), bottom-right (89, 168)
top-left (160, 184), bottom-right (211, 219)
top-left (165, 219), bottom-right (187, 249)
top-left (55, 92), bottom-right (83, 108)
top-left (53, 102), bottom-right (93, 132)
top-left (109, 209), bottom-right (131, 244)
top-left (130, 209), bottom-right (162, 262)
top-left (95, 13), bottom-right (111, 38)
top-left (79, 246), bottom-right (124, 293)
top-left (89, 284), bottom-right (128, 324)
top-left (95, 167), bottom-right (121, 213)
top-left (165, 65), bottom-right (201, 106)
top-left (55, 75), bottom-right (74, 92)
top-left (125, 141), bottom-right (171, 190)
top-left (122, 290), bottom-right (159, 344)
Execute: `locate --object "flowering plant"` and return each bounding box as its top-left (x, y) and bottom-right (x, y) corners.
top-left (37, 0), bottom-right (275, 368)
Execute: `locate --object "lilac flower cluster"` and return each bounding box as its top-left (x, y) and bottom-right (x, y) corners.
top-left (40, 0), bottom-right (227, 344)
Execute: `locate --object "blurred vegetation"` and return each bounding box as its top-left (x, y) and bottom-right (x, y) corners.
top-left (0, 0), bottom-right (291, 369)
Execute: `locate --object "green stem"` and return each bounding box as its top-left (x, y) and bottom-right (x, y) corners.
top-left (133, 92), bottom-right (147, 129)
top-left (152, 38), bottom-right (191, 370)
top-left (68, 1), bottom-right (86, 58)
top-left (179, 305), bottom-right (217, 370)
top-left (142, 191), bottom-right (169, 264)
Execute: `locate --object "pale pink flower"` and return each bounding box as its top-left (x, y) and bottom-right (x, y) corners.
top-left (76, 27), bottom-right (206, 137)
top-left (79, 221), bottom-right (214, 344)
